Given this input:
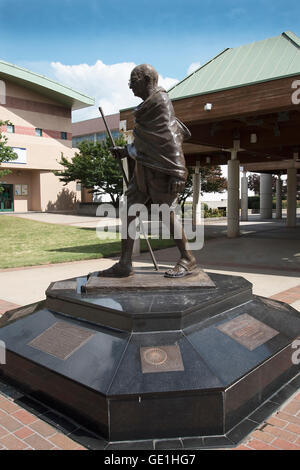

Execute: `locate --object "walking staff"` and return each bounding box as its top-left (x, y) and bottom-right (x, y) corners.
top-left (99, 107), bottom-right (159, 271)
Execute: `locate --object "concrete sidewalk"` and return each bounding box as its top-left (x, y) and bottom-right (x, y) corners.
top-left (3, 215), bottom-right (299, 306)
top-left (2, 211), bottom-right (120, 229)
top-left (0, 222), bottom-right (299, 307)
top-left (0, 215), bottom-right (299, 450)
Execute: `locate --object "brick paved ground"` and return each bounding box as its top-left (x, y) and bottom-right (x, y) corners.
top-left (0, 384), bottom-right (86, 450)
top-left (0, 284), bottom-right (299, 451)
top-left (231, 391), bottom-right (300, 450)
top-left (0, 301), bottom-right (19, 317)
top-left (270, 285), bottom-right (300, 305)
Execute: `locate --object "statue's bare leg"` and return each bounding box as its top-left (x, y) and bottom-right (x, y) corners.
top-left (164, 210), bottom-right (198, 278)
top-left (97, 214), bottom-right (137, 277)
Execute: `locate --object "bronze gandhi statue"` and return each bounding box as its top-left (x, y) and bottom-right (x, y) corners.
top-left (98, 64), bottom-right (198, 278)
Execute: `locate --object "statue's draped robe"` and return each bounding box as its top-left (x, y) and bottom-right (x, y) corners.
top-left (128, 87), bottom-right (190, 186)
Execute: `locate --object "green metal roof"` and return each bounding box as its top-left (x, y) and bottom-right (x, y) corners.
top-left (168, 31), bottom-right (300, 101)
top-left (0, 60), bottom-right (94, 110)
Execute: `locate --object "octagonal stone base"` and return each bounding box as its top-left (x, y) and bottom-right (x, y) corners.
top-left (0, 270), bottom-right (299, 442)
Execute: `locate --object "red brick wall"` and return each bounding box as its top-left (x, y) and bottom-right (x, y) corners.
top-left (14, 125), bottom-right (36, 136)
top-left (4, 96), bottom-right (71, 118)
top-left (2, 124), bottom-right (71, 140)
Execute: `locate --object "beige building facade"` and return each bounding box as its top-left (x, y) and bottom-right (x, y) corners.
top-left (72, 113), bottom-right (120, 203)
top-left (0, 60), bottom-right (94, 212)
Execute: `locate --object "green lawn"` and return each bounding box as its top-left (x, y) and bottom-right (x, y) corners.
top-left (0, 215), bottom-right (175, 269)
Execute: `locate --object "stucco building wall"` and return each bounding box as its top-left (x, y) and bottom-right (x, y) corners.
top-left (0, 78), bottom-right (80, 212)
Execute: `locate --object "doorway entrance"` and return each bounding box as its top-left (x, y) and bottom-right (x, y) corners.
top-left (0, 184), bottom-right (14, 211)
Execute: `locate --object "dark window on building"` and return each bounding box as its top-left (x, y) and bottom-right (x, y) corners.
top-left (72, 134), bottom-right (95, 147)
top-left (35, 128), bottom-right (43, 137)
top-left (96, 132), bottom-right (106, 142)
top-left (61, 132), bottom-right (67, 140)
top-left (96, 130), bottom-right (119, 142)
top-left (7, 124), bottom-right (15, 133)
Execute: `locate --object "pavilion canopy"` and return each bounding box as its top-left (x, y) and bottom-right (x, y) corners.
top-left (168, 31), bottom-right (300, 101)
top-left (170, 31), bottom-right (300, 171)
top-left (120, 31), bottom-right (300, 172)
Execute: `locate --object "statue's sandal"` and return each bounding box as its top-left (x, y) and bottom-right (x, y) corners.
top-left (164, 259), bottom-right (198, 278)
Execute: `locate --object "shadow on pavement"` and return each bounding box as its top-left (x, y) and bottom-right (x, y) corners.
top-left (137, 219), bottom-right (300, 278)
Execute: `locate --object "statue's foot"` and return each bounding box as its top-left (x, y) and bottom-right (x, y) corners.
top-left (97, 262), bottom-right (134, 278)
top-left (164, 259), bottom-right (198, 278)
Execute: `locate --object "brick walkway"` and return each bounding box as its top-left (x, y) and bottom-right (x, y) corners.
top-left (232, 391), bottom-right (300, 450)
top-left (0, 385), bottom-right (85, 450)
top-left (0, 284), bottom-right (299, 450)
top-left (270, 285), bottom-right (300, 305)
top-left (0, 301), bottom-right (19, 316)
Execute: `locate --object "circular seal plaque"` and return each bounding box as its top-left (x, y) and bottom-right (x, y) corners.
top-left (144, 348), bottom-right (168, 366)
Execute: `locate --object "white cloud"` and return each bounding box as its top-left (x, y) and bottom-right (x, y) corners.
top-left (187, 62), bottom-right (201, 76)
top-left (50, 60), bottom-right (178, 122)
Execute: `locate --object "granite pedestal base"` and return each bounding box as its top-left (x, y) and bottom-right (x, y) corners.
top-left (0, 270), bottom-right (299, 443)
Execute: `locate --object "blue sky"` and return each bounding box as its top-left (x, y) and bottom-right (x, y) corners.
top-left (0, 0), bottom-right (300, 119)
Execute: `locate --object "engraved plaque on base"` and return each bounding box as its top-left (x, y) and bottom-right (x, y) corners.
top-left (1, 303), bottom-right (38, 324)
top-left (51, 280), bottom-right (77, 291)
top-left (217, 313), bottom-right (279, 351)
top-left (140, 344), bottom-right (184, 373)
top-left (261, 298), bottom-right (289, 311)
top-left (28, 322), bottom-right (95, 360)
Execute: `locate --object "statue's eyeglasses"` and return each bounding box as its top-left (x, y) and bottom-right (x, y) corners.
top-left (128, 77), bottom-right (140, 87)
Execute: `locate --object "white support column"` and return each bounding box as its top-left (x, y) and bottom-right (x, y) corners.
top-left (241, 170), bottom-right (248, 221)
top-left (260, 173), bottom-right (273, 219)
top-left (227, 141), bottom-right (240, 238)
top-left (192, 161), bottom-right (201, 227)
top-left (275, 175), bottom-right (282, 219)
top-left (287, 167), bottom-right (297, 228)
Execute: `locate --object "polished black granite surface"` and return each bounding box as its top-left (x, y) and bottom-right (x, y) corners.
top-left (45, 273), bottom-right (252, 331)
top-left (1, 373), bottom-right (299, 449)
top-left (0, 272), bottom-right (299, 441)
top-left (0, 309), bottom-right (129, 394)
top-left (184, 297), bottom-right (299, 385)
top-left (50, 273), bottom-right (251, 315)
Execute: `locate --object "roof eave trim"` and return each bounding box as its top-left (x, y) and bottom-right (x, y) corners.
top-left (169, 72), bottom-right (300, 102)
top-left (282, 31), bottom-right (300, 48)
top-left (0, 60), bottom-right (94, 107)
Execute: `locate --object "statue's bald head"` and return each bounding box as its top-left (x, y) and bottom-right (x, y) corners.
top-left (131, 64), bottom-right (159, 87)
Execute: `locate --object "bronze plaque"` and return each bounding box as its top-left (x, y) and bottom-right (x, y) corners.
top-left (28, 322), bottom-right (95, 360)
top-left (5, 304), bottom-right (38, 323)
top-left (51, 280), bottom-right (77, 291)
top-left (217, 314), bottom-right (279, 351)
top-left (140, 344), bottom-right (184, 373)
top-left (260, 298), bottom-right (289, 311)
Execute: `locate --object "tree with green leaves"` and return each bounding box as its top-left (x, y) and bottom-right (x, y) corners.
top-left (55, 140), bottom-right (227, 211)
top-left (0, 120), bottom-right (18, 192)
top-left (177, 165), bottom-right (227, 213)
top-left (54, 136), bottom-right (126, 208)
